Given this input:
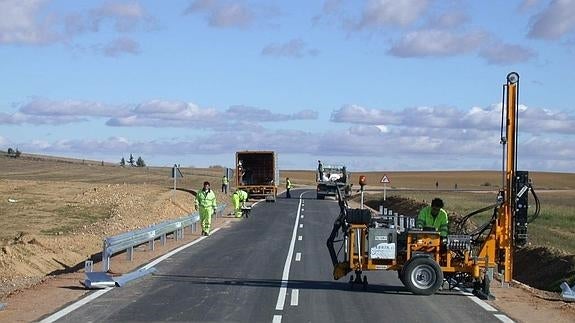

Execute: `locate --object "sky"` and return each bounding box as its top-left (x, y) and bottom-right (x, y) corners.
top-left (1, 0), bottom-right (574, 172)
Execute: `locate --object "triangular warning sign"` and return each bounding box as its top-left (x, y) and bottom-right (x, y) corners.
top-left (380, 175), bottom-right (390, 183)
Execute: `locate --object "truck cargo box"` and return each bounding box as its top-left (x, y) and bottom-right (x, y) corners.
top-left (236, 151), bottom-right (278, 201)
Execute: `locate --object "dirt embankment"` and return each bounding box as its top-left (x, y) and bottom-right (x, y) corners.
top-left (363, 195), bottom-right (575, 292)
top-left (0, 180), bottom-right (198, 298)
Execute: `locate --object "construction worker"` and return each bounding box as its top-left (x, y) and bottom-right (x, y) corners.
top-left (195, 181), bottom-right (217, 236)
top-left (232, 189), bottom-right (249, 218)
top-left (221, 175), bottom-right (229, 194)
top-left (416, 198), bottom-right (448, 237)
top-left (317, 160), bottom-right (324, 181)
top-left (286, 177), bottom-right (292, 198)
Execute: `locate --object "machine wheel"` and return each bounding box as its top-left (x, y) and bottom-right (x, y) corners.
top-left (398, 268), bottom-right (407, 286)
top-left (403, 256), bottom-right (443, 295)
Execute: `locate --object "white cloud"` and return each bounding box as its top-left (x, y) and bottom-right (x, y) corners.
top-left (101, 37), bottom-right (141, 56)
top-left (528, 0), bottom-right (575, 40)
top-left (261, 39), bottom-right (319, 58)
top-left (330, 104), bottom-right (402, 124)
top-left (479, 42), bottom-right (536, 65)
top-left (425, 11), bottom-right (469, 29)
top-left (388, 29), bottom-right (487, 57)
top-left (0, 0), bottom-right (56, 44)
top-left (184, 0), bottom-right (260, 28)
top-left (323, 0), bottom-right (343, 14)
top-left (357, 0), bottom-right (430, 29)
top-left (329, 103), bottom-right (575, 135)
top-left (20, 98), bottom-right (128, 117)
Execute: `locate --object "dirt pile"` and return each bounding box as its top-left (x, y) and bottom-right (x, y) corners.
top-left (515, 247), bottom-right (575, 291)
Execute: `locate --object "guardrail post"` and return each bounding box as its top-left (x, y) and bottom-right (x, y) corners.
top-left (149, 239), bottom-right (155, 251)
top-left (127, 246), bottom-right (134, 261)
top-left (161, 233), bottom-right (166, 246)
top-left (102, 240), bottom-right (110, 272)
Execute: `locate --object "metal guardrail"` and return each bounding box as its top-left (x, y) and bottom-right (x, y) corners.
top-left (102, 204), bottom-right (227, 271)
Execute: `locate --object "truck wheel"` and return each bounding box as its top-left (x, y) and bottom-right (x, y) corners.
top-left (403, 256), bottom-right (443, 295)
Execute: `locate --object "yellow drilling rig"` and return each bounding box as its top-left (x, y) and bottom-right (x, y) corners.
top-left (327, 72), bottom-right (540, 296)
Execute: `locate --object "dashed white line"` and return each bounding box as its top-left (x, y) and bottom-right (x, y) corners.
top-left (295, 253), bottom-right (301, 261)
top-left (494, 314), bottom-right (514, 322)
top-left (290, 289), bottom-right (299, 306)
top-left (272, 314), bottom-right (282, 323)
top-left (274, 192), bottom-right (305, 311)
top-left (299, 224), bottom-right (303, 228)
top-left (301, 214), bottom-right (304, 218)
top-left (298, 236), bottom-right (302, 241)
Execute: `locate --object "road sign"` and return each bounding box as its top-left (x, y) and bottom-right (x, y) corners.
top-left (171, 165), bottom-right (183, 178)
top-left (380, 174), bottom-right (390, 184)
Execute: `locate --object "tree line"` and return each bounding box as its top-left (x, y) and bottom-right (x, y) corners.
top-left (120, 154), bottom-right (146, 167)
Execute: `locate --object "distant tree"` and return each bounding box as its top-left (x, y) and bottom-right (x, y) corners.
top-left (128, 153), bottom-right (135, 166)
top-left (136, 156), bottom-right (146, 167)
top-left (120, 157), bottom-right (126, 167)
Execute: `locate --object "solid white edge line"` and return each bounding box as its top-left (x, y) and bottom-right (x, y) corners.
top-left (39, 289), bottom-right (113, 323)
top-left (290, 289), bottom-right (299, 306)
top-left (42, 224), bottom-right (228, 321)
top-left (454, 287), bottom-right (497, 312)
top-left (275, 192), bottom-right (305, 311)
top-left (494, 314), bottom-right (514, 323)
top-left (142, 228), bottom-right (221, 270)
top-left (295, 253), bottom-right (301, 261)
top-left (272, 314), bottom-right (282, 323)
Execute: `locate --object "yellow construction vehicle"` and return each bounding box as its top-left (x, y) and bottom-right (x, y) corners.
top-left (327, 72), bottom-right (541, 296)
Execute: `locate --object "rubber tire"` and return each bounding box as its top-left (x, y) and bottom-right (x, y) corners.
top-left (403, 256), bottom-right (443, 295)
top-left (398, 268), bottom-right (407, 286)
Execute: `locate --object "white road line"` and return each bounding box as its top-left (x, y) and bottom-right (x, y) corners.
top-left (299, 224), bottom-right (303, 228)
top-left (465, 294), bottom-right (497, 312)
top-left (39, 289), bottom-right (113, 323)
top-left (494, 314), bottom-right (514, 322)
top-left (290, 289), bottom-right (299, 306)
top-left (298, 236), bottom-right (302, 241)
top-left (274, 192), bottom-right (305, 311)
top-left (41, 226), bottom-right (225, 322)
top-left (301, 214), bottom-right (304, 218)
top-left (295, 253), bottom-right (301, 261)
top-left (142, 228), bottom-right (221, 270)
top-left (272, 314), bottom-right (282, 323)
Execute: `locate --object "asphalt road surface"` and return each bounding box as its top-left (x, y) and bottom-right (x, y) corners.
top-left (50, 189), bottom-right (508, 323)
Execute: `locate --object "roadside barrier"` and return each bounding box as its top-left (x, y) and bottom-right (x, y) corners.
top-left (101, 204), bottom-right (226, 271)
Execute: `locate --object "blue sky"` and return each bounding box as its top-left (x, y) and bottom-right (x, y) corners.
top-left (1, 0), bottom-right (574, 172)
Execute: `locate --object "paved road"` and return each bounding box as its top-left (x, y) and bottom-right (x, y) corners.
top-left (52, 189), bottom-right (507, 322)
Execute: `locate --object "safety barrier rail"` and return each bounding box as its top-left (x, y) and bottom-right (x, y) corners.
top-left (102, 204), bottom-right (226, 271)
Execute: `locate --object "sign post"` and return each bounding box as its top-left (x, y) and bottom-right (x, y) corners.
top-left (171, 164), bottom-right (183, 202)
top-left (380, 174), bottom-right (391, 201)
